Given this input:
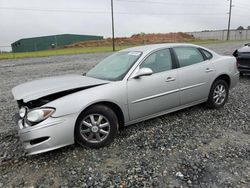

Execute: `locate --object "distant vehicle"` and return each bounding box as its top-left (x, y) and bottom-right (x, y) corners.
top-left (12, 43), bottom-right (239, 155)
top-left (233, 43), bottom-right (250, 76)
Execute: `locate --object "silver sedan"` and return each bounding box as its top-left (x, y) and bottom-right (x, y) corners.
top-left (12, 43), bottom-right (239, 155)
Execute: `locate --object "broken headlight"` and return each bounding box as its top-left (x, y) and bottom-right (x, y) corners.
top-left (26, 108), bottom-right (55, 124)
top-left (19, 107), bottom-right (27, 118)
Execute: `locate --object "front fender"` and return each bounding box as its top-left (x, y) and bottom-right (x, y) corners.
top-left (45, 81), bottom-right (129, 121)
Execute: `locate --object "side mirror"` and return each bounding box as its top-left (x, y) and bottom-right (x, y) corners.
top-left (132, 68), bottom-right (153, 79)
top-left (244, 43), bottom-right (250, 46)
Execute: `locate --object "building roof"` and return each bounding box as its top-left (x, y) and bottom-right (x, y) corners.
top-left (12, 34), bottom-right (103, 45)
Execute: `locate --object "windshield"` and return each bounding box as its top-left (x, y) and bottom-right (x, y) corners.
top-left (86, 51), bottom-right (142, 81)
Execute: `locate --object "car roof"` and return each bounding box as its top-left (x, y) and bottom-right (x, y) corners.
top-left (121, 43), bottom-right (202, 53)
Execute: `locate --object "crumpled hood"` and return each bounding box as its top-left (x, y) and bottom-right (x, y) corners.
top-left (12, 74), bottom-right (109, 102)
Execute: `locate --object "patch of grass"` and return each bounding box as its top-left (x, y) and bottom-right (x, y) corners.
top-left (0, 45), bottom-right (134, 60)
top-left (0, 40), bottom-right (247, 60)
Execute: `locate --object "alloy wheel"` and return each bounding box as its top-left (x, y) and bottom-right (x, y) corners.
top-left (213, 84), bottom-right (227, 105)
top-left (80, 114), bottom-right (110, 143)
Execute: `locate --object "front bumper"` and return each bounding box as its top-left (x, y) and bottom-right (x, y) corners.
top-left (16, 114), bottom-right (77, 155)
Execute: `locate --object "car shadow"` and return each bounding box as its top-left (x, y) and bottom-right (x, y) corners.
top-left (121, 103), bottom-right (213, 141)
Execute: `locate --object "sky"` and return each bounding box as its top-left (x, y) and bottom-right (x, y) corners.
top-left (0, 0), bottom-right (250, 50)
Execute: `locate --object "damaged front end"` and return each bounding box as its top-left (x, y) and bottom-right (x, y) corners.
top-left (11, 75), bottom-right (110, 155)
top-left (16, 86), bottom-right (95, 109)
top-left (12, 87), bottom-right (90, 155)
top-left (15, 84), bottom-right (105, 130)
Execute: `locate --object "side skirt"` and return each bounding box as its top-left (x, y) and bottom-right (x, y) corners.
top-left (125, 99), bottom-right (207, 126)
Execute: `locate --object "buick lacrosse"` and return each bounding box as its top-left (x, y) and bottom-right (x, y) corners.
top-left (12, 43), bottom-right (239, 155)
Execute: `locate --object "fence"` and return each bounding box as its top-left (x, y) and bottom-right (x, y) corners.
top-left (0, 46), bottom-right (12, 53)
top-left (1, 30), bottom-right (250, 54)
top-left (187, 29), bottom-right (250, 41)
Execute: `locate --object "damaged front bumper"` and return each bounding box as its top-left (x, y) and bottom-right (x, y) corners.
top-left (16, 114), bottom-right (76, 155)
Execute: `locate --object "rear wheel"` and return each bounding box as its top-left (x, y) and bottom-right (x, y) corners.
top-left (206, 79), bottom-right (229, 109)
top-left (75, 105), bottom-right (118, 148)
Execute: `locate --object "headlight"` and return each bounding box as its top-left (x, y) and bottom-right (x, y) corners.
top-left (27, 108), bottom-right (55, 123)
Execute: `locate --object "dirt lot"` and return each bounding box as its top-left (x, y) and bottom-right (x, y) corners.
top-left (65, 33), bottom-right (194, 48)
top-left (0, 42), bottom-right (249, 187)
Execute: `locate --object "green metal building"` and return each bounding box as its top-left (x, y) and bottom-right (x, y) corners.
top-left (11, 34), bottom-right (103, 53)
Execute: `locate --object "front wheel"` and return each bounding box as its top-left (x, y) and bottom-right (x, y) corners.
top-left (75, 105), bottom-right (118, 148)
top-left (206, 79), bottom-right (229, 109)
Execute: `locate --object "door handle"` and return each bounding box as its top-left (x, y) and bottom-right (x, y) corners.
top-left (166, 77), bottom-right (176, 82)
top-left (205, 68), bottom-right (214, 73)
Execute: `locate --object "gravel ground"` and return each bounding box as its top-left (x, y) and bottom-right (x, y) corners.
top-left (0, 42), bottom-right (249, 187)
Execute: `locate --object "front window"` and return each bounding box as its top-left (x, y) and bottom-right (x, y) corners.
top-left (140, 49), bottom-right (173, 73)
top-left (86, 51), bottom-right (142, 81)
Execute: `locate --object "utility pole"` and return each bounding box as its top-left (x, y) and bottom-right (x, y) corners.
top-left (227, 0), bottom-right (233, 40)
top-left (111, 0), bottom-right (115, 51)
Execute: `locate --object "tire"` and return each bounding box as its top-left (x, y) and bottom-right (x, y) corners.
top-left (206, 79), bottom-right (229, 109)
top-left (75, 105), bottom-right (118, 148)
top-left (240, 72), bottom-right (243, 77)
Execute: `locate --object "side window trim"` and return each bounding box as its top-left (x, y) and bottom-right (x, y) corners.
top-left (199, 48), bottom-right (213, 60)
top-left (170, 47), bottom-right (180, 68)
top-left (169, 48), bottom-right (178, 69)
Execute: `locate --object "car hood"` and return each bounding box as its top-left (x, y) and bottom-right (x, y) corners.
top-left (12, 74), bottom-right (109, 102)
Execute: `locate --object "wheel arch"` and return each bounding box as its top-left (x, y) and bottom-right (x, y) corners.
top-left (214, 74), bottom-right (231, 88)
top-left (74, 101), bottom-right (125, 132)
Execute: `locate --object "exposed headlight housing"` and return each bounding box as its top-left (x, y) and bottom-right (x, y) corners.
top-left (26, 108), bottom-right (55, 123)
top-left (19, 107), bottom-right (27, 118)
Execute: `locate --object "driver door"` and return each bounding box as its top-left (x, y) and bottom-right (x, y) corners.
top-left (127, 48), bottom-right (180, 121)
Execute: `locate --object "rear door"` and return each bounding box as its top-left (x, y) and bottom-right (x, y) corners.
top-left (172, 47), bottom-right (215, 105)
